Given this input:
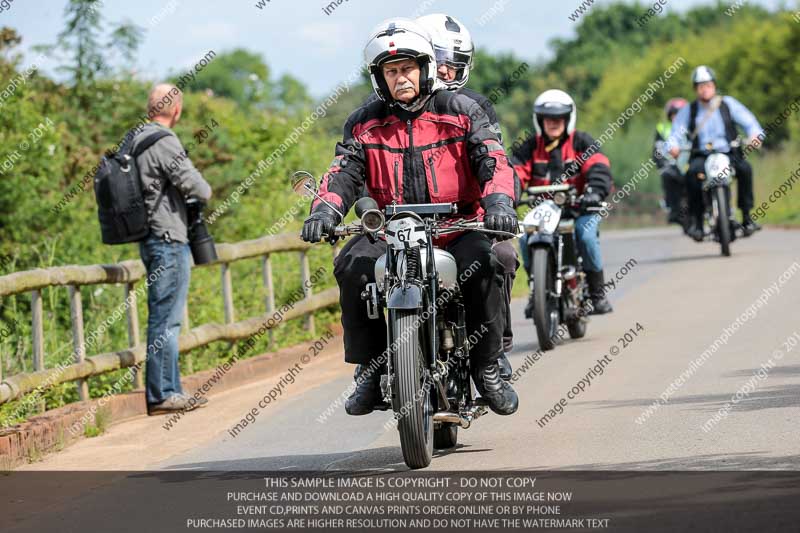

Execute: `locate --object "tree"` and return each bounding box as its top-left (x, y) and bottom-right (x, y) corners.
top-left (35, 0), bottom-right (142, 109)
top-left (274, 73), bottom-right (313, 112)
top-left (175, 48), bottom-right (271, 108)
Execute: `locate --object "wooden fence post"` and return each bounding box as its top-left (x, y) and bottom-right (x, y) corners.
top-left (221, 263), bottom-right (235, 324)
top-left (31, 289), bottom-right (44, 372)
top-left (125, 283), bottom-right (144, 389)
top-left (262, 255), bottom-right (275, 345)
top-left (299, 251), bottom-right (314, 335)
top-left (67, 286), bottom-right (89, 401)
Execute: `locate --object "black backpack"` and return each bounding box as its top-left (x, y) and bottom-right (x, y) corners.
top-left (93, 130), bottom-right (171, 245)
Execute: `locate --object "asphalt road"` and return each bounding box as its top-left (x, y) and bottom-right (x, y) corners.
top-left (20, 227), bottom-right (800, 473)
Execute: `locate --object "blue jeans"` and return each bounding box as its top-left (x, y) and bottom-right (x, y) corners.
top-left (139, 237), bottom-right (191, 404)
top-left (519, 214), bottom-right (604, 273)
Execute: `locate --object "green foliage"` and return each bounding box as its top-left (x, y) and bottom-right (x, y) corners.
top-left (0, 6), bottom-right (342, 426)
top-left (83, 406), bottom-right (109, 438)
top-left (175, 49), bottom-right (271, 108)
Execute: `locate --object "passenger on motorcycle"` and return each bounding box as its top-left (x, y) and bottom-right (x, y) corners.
top-left (654, 98), bottom-right (688, 225)
top-left (511, 89), bottom-right (614, 315)
top-left (667, 66), bottom-right (764, 241)
top-left (416, 13), bottom-right (518, 381)
top-left (301, 18), bottom-right (519, 416)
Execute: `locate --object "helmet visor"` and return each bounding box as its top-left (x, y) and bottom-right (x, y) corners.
top-left (534, 102), bottom-right (573, 118)
top-left (433, 45), bottom-right (472, 70)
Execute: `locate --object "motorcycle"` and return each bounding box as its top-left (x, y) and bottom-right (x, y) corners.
top-left (292, 171), bottom-right (517, 469)
top-left (682, 140), bottom-right (745, 257)
top-left (698, 139), bottom-right (744, 257)
top-left (520, 184), bottom-right (605, 351)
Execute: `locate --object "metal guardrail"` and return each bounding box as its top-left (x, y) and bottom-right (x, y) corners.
top-left (0, 233), bottom-right (340, 406)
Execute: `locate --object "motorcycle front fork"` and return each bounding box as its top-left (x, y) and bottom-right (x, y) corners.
top-left (527, 238), bottom-right (565, 299)
top-left (704, 185), bottom-right (733, 233)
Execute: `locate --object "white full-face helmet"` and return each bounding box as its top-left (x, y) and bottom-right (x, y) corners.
top-left (415, 13), bottom-right (474, 90)
top-left (533, 89), bottom-right (577, 137)
top-left (363, 18), bottom-right (440, 103)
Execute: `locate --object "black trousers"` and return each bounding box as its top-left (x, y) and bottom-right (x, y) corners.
top-left (660, 164), bottom-right (685, 214)
top-left (686, 153), bottom-right (754, 223)
top-left (333, 232), bottom-right (506, 367)
top-left (493, 240), bottom-right (519, 353)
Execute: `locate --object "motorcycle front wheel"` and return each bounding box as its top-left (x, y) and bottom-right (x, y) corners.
top-left (713, 186), bottom-right (732, 257)
top-left (391, 309), bottom-right (433, 469)
top-left (532, 247), bottom-right (561, 351)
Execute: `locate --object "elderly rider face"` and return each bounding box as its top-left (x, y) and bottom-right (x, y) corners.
top-left (382, 58), bottom-right (421, 103)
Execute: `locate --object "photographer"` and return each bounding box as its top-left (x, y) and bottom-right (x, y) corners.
top-left (133, 83), bottom-right (212, 415)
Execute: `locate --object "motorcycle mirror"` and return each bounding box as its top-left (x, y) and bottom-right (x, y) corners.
top-left (354, 196), bottom-right (379, 218)
top-left (291, 171), bottom-right (318, 199)
top-left (290, 170), bottom-right (345, 220)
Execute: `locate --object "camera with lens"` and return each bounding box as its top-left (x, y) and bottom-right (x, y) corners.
top-left (186, 199), bottom-right (218, 265)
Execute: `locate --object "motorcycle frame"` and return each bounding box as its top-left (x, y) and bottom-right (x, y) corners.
top-left (373, 212), bottom-right (474, 416)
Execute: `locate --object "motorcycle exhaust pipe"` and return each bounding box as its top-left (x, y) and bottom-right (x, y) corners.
top-left (433, 412), bottom-right (461, 424)
top-left (433, 404), bottom-right (489, 429)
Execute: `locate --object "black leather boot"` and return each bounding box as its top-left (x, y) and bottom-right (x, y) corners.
top-left (498, 353), bottom-right (513, 381)
top-left (587, 270), bottom-right (613, 315)
top-left (741, 211), bottom-right (762, 237)
top-left (345, 364), bottom-right (383, 416)
top-left (473, 361), bottom-right (519, 415)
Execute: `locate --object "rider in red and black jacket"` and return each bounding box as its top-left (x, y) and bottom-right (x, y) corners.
top-left (302, 18), bottom-right (519, 417)
top-left (511, 89), bottom-right (614, 315)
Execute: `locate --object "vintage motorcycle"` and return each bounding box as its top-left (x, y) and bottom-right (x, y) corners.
top-left (292, 171), bottom-right (516, 469)
top-left (520, 184), bottom-right (605, 350)
top-left (684, 140), bottom-right (744, 257)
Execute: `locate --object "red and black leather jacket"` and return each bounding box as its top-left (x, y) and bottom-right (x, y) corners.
top-left (314, 89), bottom-right (516, 221)
top-left (510, 131), bottom-right (613, 199)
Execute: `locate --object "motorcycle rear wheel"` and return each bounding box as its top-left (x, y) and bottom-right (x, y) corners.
top-left (433, 423), bottom-right (458, 449)
top-left (567, 317), bottom-right (587, 339)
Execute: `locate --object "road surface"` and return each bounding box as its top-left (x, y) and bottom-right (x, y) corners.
top-left (20, 227), bottom-right (800, 472)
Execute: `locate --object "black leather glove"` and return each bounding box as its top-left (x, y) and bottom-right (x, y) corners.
top-left (580, 187), bottom-right (603, 210)
top-left (482, 193), bottom-right (518, 241)
top-left (301, 204), bottom-right (341, 243)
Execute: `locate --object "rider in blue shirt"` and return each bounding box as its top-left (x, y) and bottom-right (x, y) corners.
top-left (667, 66), bottom-right (763, 240)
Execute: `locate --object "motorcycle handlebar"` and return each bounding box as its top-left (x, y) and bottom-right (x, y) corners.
top-left (526, 184), bottom-right (572, 195)
top-left (326, 220), bottom-right (520, 240)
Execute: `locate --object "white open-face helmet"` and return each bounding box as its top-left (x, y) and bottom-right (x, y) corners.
top-left (692, 65), bottom-right (716, 86)
top-left (363, 18), bottom-right (439, 102)
top-left (533, 89), bottom-right (576, 137)
top-left (415, 13), bottom-right (474, 90)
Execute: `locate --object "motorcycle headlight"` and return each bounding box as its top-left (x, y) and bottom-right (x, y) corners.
top-left (361, 209), bottom-right (385, 233)
top-left (553, 191), bottom-right (567, 206)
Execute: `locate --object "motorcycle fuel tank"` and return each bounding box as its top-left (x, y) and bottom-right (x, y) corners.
top-left (374, 249), bottom-right (458, 290)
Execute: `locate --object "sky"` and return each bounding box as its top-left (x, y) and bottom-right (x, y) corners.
top-left (1, 0), bottom-right (787, 98)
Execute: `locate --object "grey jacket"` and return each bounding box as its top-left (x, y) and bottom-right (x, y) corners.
top-left (131, 122), bottom-right (212, 243)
